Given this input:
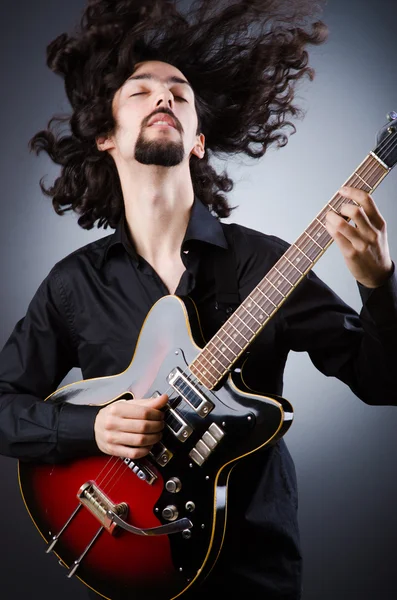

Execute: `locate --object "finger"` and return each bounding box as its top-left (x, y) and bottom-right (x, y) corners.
top-left (110, 431), bottom-right (163, 448)
top-left (339, 187), bottom-right (385, 229)
top-left (111, 395), bottom-right (168, 421)
top-left (134, 393), bottom-right (170, 411)
top-left (338, 203), bottom-right (378, 240)
top-left (117, 418), bottom-right (165, 435)
top-left (328, 226), bottom-right (355, 257)
top-left (326, 211), bottom-right (364, 251)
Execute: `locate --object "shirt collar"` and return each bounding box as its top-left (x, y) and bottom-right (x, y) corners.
top-left (98, 195), bottom-right (228, 268)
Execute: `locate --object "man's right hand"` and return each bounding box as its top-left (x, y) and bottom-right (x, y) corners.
top-left (94, 393), bottom-right (168, 459)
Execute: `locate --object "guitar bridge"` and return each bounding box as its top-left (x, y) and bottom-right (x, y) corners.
top-left (77, 481), bottom-right (129, 534)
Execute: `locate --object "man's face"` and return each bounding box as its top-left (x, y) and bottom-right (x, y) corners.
top-left (101, 60), bottom-right (205, 167)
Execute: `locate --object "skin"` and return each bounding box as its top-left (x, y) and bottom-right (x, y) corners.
top-left (325, 186), bottom-right (393, 288)
top-left (94, 61), bottom-right (393, 460)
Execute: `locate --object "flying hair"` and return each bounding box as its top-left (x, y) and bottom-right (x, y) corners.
top-left (29, 0), bottom-right (328, 229)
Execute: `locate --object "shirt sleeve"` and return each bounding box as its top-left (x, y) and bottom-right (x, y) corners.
top-left (0, 265), bottom-right (101, 463)
top-left (278, 264), bottom-right (397, 406)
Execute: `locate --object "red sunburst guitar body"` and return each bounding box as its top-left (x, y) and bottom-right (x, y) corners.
top-left (19, 295), bottom-right (292, 599)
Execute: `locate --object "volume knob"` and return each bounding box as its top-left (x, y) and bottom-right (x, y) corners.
top-left (162, 505), bottom-right (179, 521)
top-left (165, 477), bottom-right (182, 493)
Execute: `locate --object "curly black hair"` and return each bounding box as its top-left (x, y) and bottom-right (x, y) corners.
top-left (29, 0), bottom-right (328, 229)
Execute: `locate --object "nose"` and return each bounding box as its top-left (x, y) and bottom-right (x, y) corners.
top-left (154, 87), bottom-right (174, 111)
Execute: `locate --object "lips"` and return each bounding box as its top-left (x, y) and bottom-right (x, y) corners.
top-left (148, 113), bottom-right (177, 129)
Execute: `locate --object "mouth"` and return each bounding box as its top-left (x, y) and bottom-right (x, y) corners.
top-left (149, 123), bottom-right (176, 129)
top-left (148, 114), bottom-right (177, 130)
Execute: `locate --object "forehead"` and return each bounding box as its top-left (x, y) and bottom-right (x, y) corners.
top-left (133, 60), bottom-right (187, 80)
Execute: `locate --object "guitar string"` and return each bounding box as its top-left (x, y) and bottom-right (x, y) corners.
top-left (91, 131), bottom-right (397, 494)
top-left (95, 140), bottom-right (396, 493)
top-left (190, 138), bottom-right (397, 384)
top-left (376, 129), bottom-right (397, 161)
top-left (96, 386), bottom-right (179, 491)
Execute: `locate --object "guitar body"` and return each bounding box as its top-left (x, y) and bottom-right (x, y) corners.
top-left (19, 295), bottom-right (293, 599)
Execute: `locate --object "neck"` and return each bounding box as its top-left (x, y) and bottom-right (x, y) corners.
top-left (119, 160), bottom-right (195, 266)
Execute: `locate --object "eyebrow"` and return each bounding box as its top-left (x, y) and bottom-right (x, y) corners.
top-left (126, 73), bottom-right (193, 91)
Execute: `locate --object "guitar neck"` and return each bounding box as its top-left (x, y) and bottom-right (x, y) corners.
top-left (190, 152), bottom-right (390, 389)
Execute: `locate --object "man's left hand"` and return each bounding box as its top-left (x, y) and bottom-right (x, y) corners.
top-left (325, 186), bottom-right (393, 288)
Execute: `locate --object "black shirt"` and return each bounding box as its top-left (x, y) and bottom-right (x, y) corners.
top-left (1, 196), bottom-right (397, 599)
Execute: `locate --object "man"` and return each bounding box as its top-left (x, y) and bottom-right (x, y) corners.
top-left (0, 1), bottom-right (396, 599)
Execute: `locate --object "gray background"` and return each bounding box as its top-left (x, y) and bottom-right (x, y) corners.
top-left (0, 0), bottom-right (396, 598)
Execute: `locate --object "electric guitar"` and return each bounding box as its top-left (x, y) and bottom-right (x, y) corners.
top-left (18, 113), bottom-right (397, 599)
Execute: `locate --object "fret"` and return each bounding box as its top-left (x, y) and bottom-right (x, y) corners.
top-left (265, 276), bottom-right (286, 298)
top-left (318, 205), bottom-right (330, 222)
top-left (239, 303), bottom-right (262, 327)
top-left (309, 220), bottom-right (331, 249)
top-left (222, 325), bottom-right (244, 351)
top-left (257, 286), bottom-right (277, 307)
top-left (296, 233), bottom-right (321, 261)
top-left (220, 325), bottom-right (244, 353)
top-left (234, 311), bottom-right (256, 335)
top-left (195, 353), bottom-right (220, 380)
top-left (274, 266), bottom-right (294, 287)
top-left (190, 361), bottom-right (214, 388)
top-left (283, 262), bottom-right (301, 285)
top-left (204, 340), bottom-right (229, 367)
top-left (250, 294), bottom-right (270, 317)
top-left (252, 289), bottom-right (275, 316)
top-left (211, 335), bottom-right (236, 361)
top-left (230, 312), bottom-right (256, 339)
top-left (243, 299), bottom-right (267, 324)
top-left (267, 272), bottom-right (289, 295)
top-left (269, 274), bottom-right (291, 297)
top-left (217, 333), bottom-right (239, 359)
top-left (228, 318), bottom-right (250, 343)
top-left (292, 243), bottom-right (312, 263)
top-left (315, 217), bottom-right (326, 229)
top-left (205, 340), bottom-right (230, 370)
top-left (354, 171), bottom-right (372, 190)
top-left (328, 201), bottom-right (341, 214)
top-left (284, 253), bottom-right (304, 276)
top-left (200, 347), bottom-right (225, 376)
top-left (304, 230), bottom-right (323, 250)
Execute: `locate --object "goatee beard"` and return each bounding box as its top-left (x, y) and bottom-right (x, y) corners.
top-left (134, 132), bottom-right (184, 167)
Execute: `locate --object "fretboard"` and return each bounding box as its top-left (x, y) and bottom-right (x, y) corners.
top-left (189, 153), bottom-right (390, 389)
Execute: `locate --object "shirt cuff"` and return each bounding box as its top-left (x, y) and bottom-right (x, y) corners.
top-left (358, 262), bottom-right (397, 329)
top-left (57, 402), bottom-right (103, 459)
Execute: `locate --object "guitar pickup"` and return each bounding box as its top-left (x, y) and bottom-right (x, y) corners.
top-left (164, 407), bottom-right (193, 442)
top-left (167, 367), bottom-right (214, 418)
top-left (150, 442), bottom-right (173, 467)
top-left (151, 391), bottom-right (192, 443)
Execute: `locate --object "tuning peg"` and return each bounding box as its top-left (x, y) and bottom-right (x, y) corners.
top-left (387, 111), bottom-right (397, 122)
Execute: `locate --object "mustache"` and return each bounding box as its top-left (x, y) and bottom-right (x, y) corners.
top-left (143, 108), bottom-right (183, 133)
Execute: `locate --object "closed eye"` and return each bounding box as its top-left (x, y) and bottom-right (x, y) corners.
top-left (130, 92), bottom-right (187, 102)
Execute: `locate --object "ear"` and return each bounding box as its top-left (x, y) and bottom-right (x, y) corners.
top-left (96, 135), bottom-right (115, 152)
top-left (191, 133), bottom-right (205, 159)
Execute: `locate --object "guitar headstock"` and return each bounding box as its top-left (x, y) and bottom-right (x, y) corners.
top-left (374, 112), bottom-right (397, 169)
